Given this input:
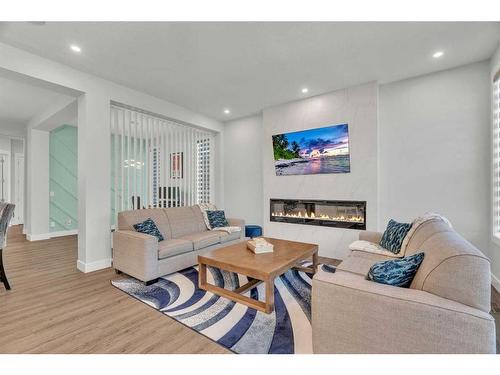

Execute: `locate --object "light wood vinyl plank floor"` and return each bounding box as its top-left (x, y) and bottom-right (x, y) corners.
top-left (0, 225), bottom-right (229, 354)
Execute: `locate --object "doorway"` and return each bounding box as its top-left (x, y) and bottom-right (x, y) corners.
top-left (14, 153), bottom-right (25, 224)
top-left (0, 152), bottom-right (10, 204)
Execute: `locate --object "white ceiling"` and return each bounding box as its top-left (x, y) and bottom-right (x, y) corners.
top-left (0, 75), bottom-right (72, 126)
top-left (1, 22), bottom-right (499, 121)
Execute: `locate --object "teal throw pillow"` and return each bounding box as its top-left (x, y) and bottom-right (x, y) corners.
top-left (367, 252), bottom-right (425, 288)
top-left (133, 218), bottom-right (164, 241)
top-left (206, 210), bottom-right (229, 228)
top-left (379, 219), bottom-right (412, 254)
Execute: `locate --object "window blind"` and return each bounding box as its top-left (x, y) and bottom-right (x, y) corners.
top-left (494, 75), bottom-right (500, 236)
top-left (196, 137), bottom-right (211, 204)
top-left (110, 104), bottom-right (215, 223)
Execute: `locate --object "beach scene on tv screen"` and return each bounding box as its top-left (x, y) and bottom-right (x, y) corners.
top-left (272, 123), bottom-right (350, 176)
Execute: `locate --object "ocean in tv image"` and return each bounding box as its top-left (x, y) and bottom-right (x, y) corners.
top-left (272, 123), bottom-right (350, 176)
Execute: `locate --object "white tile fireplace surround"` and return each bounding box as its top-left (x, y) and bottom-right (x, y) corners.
top-left (262, 82), bottom-right (378, 260)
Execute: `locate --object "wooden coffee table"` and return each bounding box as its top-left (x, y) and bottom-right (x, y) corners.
top-left (198, 237), bottom-right (318, 314)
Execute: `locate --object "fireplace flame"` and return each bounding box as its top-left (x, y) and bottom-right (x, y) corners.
top-left (272, 211), bottom-right (364, 223)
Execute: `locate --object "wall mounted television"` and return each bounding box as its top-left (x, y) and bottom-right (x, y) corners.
top-left (272, 123), bottom-right (350, 176)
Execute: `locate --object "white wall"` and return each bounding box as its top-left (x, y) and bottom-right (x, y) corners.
top-left (10, 138), bottom-right (23, 221)
top-left (223, 115), bottom-right (263, 225)
top-left (25, 128), bottom-right (50, 239)
top-left (262, 83), bottom-right (378, 259)
top-left (379, 61), bottom-right (491, 258)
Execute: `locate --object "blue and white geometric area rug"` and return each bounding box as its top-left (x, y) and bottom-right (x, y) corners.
top-left (111, 263), bottom-right (333, 354)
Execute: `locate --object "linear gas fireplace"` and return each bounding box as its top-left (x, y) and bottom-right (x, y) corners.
top-left (270, 199), bottom-right (366, 230)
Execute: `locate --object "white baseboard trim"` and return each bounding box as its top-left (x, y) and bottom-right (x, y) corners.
top-left (26, 230), bottom-right (78, 241)
top-left (492, 273), bottom-right (500, 293)
top-left (26, 233), bottom-right (51, 241)
top-left (77, 258), bottom-right (112, 273)
top-left (49, 229), bottom-right (78, 238)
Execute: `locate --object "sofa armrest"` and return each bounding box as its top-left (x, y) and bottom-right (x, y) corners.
top-left (359, 230), bottom-right (383, 243)
top-left (227, 218), bottom-right (245, 239)
top-left (312, 270), bottom-right (496, 353)
top-left (112, 230), bottom-right (159, 282)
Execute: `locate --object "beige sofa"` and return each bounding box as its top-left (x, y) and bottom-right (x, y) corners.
top-left (113, 205), bottom-right (244, 284)
top-left (312, 219), bottom-right (496, 353)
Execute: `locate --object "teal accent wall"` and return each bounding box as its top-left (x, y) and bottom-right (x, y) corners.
top-left (49, 125), bottom-right (78, 232)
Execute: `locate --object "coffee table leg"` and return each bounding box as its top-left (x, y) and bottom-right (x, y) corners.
top-left (265, 277), bottom-right (275, 313)
top-left (312, 251), bottom-right (318, 274)
top-left (199, 262), bottom-right (207, 288)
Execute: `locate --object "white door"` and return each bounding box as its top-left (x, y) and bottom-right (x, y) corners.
top-left (0, 153), bottom-right (10, 204)
top-left (14, 154), bottom-right (24, 224)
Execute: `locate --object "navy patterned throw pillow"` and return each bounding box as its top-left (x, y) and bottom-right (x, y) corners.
top-left (367, 252), bottom-right (425, 288)
top-left (206, 210), bottom-right (229, 228)
top-left (379, 219), bottom-right (412, 254)
top-left (133, 218), bottom-right (164, 241)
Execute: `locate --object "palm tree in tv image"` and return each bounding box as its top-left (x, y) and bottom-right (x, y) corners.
top-left (290, 141), bottom-right (300, 157)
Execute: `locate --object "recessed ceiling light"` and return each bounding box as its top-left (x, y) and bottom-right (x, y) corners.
top-left (301, 88), bottom-right (309, 94)
top-left (432, 51), bottom-right (444, 59)
top-left (70, 44), bottom-right (82, 53)
top-left (224, 109), bottom-right (230, 114)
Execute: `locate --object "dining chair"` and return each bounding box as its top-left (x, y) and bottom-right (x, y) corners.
top-left (0, 203), bottom-right (16, 290)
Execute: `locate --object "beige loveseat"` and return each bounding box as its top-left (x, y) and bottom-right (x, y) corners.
top-left (312, 219), bottom-right (496, 353)
top-left (113, 206), bottom-right (244, 284)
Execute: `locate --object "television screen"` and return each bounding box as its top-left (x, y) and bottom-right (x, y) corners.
top-left (272, 123), bottom-right (350, 176)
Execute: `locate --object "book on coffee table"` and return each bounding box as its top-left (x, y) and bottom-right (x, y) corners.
top-left (247, 238), bottom-right (274, 254)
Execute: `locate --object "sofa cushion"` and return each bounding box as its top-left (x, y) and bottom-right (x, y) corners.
top-left (408, 228), bottom-right (491, 312)
top-left (158, 239), bottom-right (193, 259)
top-left (165, 206), bottom-right (207, 238)
top-left (337, 252), bottom-right (390, 276)
top-left (367, 253), bottom-right (425, 288)
top-left (179, 231), bottom-right (221, 250)
top-left (118, 208), bottom-right (171, 239)
top-left (404, 219), bottom-right (453, 257)
top-left (190, 205), bottom-right (209, 232)
top-left (350, 250), bottom-right (393, 262)
top-left (216, 230), bottom-right (241, 243)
